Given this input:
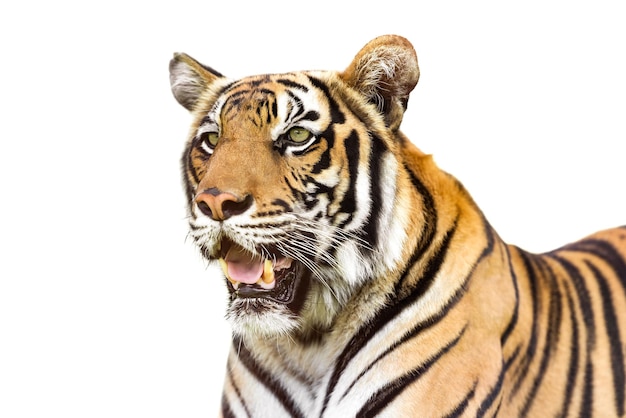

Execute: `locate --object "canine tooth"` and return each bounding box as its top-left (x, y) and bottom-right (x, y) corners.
top-left (259, 279), bottom-right (276, 290)
top-left (218, 258), bottom-right (234, 282)
top-left (218, 258), bottom-right (228, 275)
top-left (262, 259), bottom-right (275, 283)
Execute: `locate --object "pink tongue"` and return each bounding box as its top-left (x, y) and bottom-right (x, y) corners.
top-left (225, 246), bottom-right (263, 284)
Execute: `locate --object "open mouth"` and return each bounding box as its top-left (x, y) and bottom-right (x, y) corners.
top-left (217, 238), bottom-right (309, 307)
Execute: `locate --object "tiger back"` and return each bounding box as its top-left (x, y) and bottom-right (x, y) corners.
top-left (169, 35), bottom-right (626, 417)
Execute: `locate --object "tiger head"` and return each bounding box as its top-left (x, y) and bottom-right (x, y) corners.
top-left (170, 35), bottom-right (420, 341)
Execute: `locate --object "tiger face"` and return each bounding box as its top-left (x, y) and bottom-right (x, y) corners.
top-left (170, 36), bottom-right (420, 340)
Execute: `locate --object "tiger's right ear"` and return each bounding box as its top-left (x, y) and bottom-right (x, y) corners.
top-left (341, 35), bottom-right (419, 131)
top-left (169, 53), bottom-right (225, 111)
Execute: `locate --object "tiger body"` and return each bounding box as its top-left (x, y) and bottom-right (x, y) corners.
top-left (169, 35), bottom-right (626, 417)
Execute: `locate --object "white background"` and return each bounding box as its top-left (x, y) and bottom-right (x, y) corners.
top-left (1, 1), bottom-right (624, 416)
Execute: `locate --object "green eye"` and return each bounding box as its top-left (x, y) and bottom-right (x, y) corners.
top-left (287, 127), bottom-right (312, 143)
top-left (201, 132), bottom-right (219, 148)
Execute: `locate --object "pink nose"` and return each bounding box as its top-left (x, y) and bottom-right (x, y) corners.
top-left (195, 189), bottom-right (253, 221)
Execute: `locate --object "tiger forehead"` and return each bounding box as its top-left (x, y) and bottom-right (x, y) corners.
top-left (226, 73), bottom-right (313, 98)
top-left (215, 73), bottom-right (326, 131)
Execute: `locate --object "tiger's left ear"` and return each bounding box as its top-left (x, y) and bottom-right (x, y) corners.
top-left (169, 52), bottom-right (225, 111)
top-left (341, 35), bottom-right (419, 131)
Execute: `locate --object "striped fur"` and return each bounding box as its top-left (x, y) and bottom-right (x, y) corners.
top-left (169, 35), bottom-right (626, 417)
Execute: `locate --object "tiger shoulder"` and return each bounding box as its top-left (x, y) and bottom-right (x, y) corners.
top-left (169, 34), bottom-right (626, 417)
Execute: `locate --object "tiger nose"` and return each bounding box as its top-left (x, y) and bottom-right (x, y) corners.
top-left (195, 189), bottom-right (253, 221)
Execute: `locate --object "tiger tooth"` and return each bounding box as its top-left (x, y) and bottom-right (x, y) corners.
top-left (218, 258), bottom-right (235, 283)
top-left (262, 259), bottom-right (275, 283)
top-left (259, 279), bottom-right (276, 290)
top-left (218, 258), bottom-right (228, 275)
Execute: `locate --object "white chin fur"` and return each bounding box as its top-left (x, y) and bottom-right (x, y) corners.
top-left (226, 302), bottom-right (299, 338)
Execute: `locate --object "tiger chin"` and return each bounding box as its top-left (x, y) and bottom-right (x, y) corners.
top-left (170, 35), bottom-right (626, 417)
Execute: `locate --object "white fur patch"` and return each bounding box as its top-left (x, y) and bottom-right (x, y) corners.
top-left (375, 152), bottom-right (407, 274)
top-left (227, 300), bottom-right (300, 338)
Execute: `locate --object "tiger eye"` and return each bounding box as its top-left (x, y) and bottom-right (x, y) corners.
top-left (287, 127), bottom-right (311, 143)
top-left (203, 132), bottom-right (219, 147)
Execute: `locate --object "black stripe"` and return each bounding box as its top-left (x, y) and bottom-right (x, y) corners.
top-left (397, 218), bottom-right (458, 300)
top-left (254, 95), bottom-right (276, 126)
top-left (566, 236), bottom-right (626, 416)
top-left (271, 199), bottom-right (291, 211)
top-left (222, 359), bottom-right (252, 418)
top-left (199, 115), bottom-right (214, 125)
top-left (586, 260), bottom-right (625, 416)
top-left (442, 381), bottom-right (477, 418)
top-left (307, 75), bottom-right (346, 124)
top-left (546, 253), bottom-right (597, 415)
top-left (500, 245), bottom-right (520, 346)
top-left (224, 88), bottom-right (252, 99)
top-left (548, 255), bottom-right (596, 347)
top-left (221, 89), bottom-right (250, 117)
top-left (477, 362), bottom-right (505, 417)
top-left (518, 256), bottom-right (563, 418)
top-left (509, 250), bottom-right (541, 399)
top-left (221, 394), bottom-right (236, 418)
top-left (361, 134), bottom-right (387, 250)
top-left (491, 397), bottom-right (503, 417)
top-left (565, 238), bottom-right (626, 298)
top-left (558, 281), bottom-right (580, 418)
top-left (285, 90), bottom-right (305, 123)
top-left (276, 78), bottom-right (310, 92)
top-left (227, 77), bottom-right (264, 89)
top-left (233, 337), bottom-right (305, 418)
top-left (581, 358), bottom-right (594, 417)
top-left (541, 255), bottom-right (565, 355)
top-left (504, 344), bottom-right (521, 374)
top-left (336, 130), bottom-right (359, 227)
top-left (356, 328), bottom-right (466, 418)
top-left (399, 164), bottom-right (438, 290)
top-left (225, 88), bottom-right (250, 100)
top-left (308, 91), bottom-right (342, 173)
top-left (309, 140), bottom-right (332, 173)
top-left (283, 174), bottom-right (304, 207)
top-left (303, 110), bottom-right (320, 121)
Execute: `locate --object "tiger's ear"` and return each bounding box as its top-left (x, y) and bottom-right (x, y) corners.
top-left (341, 35), bottom-right (419, 130)
top-left (169, 53), bottom-right (225, 111)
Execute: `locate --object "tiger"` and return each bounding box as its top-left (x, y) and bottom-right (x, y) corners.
top-left (169, 34), bottom-right (626, 417)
